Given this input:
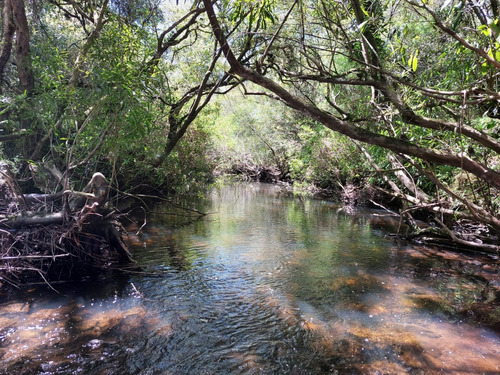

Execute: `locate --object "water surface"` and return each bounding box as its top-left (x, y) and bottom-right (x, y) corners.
top-left (1, 183), bottom-right (499, 374)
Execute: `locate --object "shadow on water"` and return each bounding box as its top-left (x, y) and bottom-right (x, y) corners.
top-left (1, 183), bottom-right (499, 374)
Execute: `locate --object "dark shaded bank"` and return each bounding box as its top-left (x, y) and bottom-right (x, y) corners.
top-left (227, 163), bottom-right (289, 184)
top-left (0, 166), bottom-right (134, 288)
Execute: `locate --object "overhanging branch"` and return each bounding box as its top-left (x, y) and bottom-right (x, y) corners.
top-left (202, 0), bottom-right (500, 190)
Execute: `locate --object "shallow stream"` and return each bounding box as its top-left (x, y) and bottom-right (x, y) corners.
top-left (1, 183), bottom-right (499, 374)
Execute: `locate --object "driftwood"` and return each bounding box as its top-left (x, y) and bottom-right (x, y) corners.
top-left (0, 168), bottom-right (133, 287)
top-left (370, 188), bottom-right (500, 254)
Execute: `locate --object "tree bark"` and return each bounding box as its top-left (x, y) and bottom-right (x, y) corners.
top-left (0, 0), bottom-right (34, 94)
top-left (0, 211), bottom-right (65, 227)
top-left (11, 0), bottom-right (33, 94)
top-left (0, 0), bottom-right (15, 91)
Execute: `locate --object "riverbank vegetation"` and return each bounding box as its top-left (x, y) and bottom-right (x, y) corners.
top-left (0, 0), bottom-right (499, 284)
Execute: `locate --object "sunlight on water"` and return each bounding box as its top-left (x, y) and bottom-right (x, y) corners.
top-left (0, 183), bottom-right (499, 374)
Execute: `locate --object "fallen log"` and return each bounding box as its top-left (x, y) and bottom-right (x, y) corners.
top-left (0, 211), bottom-right (64, 227)
top-left (0, 173), bottom-right (111, 227)
top-left (22, 192), bottom-right (64, 205)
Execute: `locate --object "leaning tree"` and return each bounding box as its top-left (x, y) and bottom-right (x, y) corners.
top-left (201, 0), bottom-right (500, 250)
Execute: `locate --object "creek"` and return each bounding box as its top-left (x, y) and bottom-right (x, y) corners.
top-left (0, 183), bottom-right (499, 374)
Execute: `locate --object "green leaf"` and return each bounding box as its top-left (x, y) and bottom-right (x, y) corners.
top-left (480, 62), bottom-right (489, 75)
top-left (360, 5), bottom-right (370, 17)
top-left (488, 47), bottom-right (495, 59)
top-left (486, 120), bottom-right (497, 129)
top-left (408, 49), bottom-right (418, 72)
top-left (495, 49), bottom-right (500, 62)
top-left (479, 24), bottom-right (490, 37)
top-left (490, 19), bottom-right (500, 35)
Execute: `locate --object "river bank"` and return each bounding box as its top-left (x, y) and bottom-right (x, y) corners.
top-left (220, 167), bottom-right (500, 255)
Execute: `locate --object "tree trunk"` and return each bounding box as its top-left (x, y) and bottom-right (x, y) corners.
top-left (1, 211), bottom-right (64, 227)
top-left (11, 0), bottom-right (33, 94)
top-left (0, 0), bottom-right (15, 92)
top-left (0, 0), bottom-right (34, 94)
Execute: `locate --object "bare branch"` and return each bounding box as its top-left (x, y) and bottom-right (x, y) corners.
top-left (259, 0), bottom-right (299, 68)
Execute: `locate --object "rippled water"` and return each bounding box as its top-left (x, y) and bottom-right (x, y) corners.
top-left (1, 183), bottom-right (499, 374)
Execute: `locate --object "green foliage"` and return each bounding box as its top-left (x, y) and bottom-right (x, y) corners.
top-left (207, 91), bottom-right (369, 190)
top-left (109, 0), bottom-right (165, 27)
top-left (0, 0), bottom-right (221, 192)
top-left (221, 0), bottom-right (277, 29)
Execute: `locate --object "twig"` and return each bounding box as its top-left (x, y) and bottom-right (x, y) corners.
top-left (259, 0), bottom-right (299, 68)
top-left (0, 228), bottom-right (14, 237)
top-left (130, 282), bottom-right (154, 301)
top-left (135, 206), bottom-right (147, 235)
top-left (121, 192), bottom-right (208, 216)
top-left (0, 275), bottom-right (20, 289)
top-left (1, 254), bottom-right (70, 260)
top-left (130, 282), bottom-right (144, 298)
top-left (368, 199), bottom-right (399, 216)
top-left (35, 269), bottom-right (61, 294)
top-left (2, 266), bottom-right (61, 293)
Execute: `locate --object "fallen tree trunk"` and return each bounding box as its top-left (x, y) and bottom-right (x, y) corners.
top-left (22, 192), bottom-right (64, 205)
top-left (0, 211), bottom-right (64, 227)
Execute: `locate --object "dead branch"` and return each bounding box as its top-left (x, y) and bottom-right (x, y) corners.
top-left (0, 211), bottom-right (65, 227)
top-left (434, 217), bottom-right (500, 254)
top-left (0, 170), bottom-right (134, 287)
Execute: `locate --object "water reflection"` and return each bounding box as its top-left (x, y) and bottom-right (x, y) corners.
top-left (0, 183), bottom-right (499, 374)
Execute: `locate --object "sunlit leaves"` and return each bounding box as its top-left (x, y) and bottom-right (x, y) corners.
top-left (489, 19), bottom-right (500, 37)
top-left (487, 43), bottom-right (500, 62)
top-left (223, 0), bottom-right (277, 29)
top-left (408, 49), bottom-right (418, 72)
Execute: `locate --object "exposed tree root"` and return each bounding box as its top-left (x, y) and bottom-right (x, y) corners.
top-left (340, 180), bottom-right (499, 254)
top-left (0, 168), bottom-right (134, 288)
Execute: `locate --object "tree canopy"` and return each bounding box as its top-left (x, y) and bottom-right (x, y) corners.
top-left (0, 0), bottom-right (499, 248)
top-left (202, 0), bottom-right (500, 235)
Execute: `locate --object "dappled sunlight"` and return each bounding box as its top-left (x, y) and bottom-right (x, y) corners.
top-left (282, 269), bottom-right (500, 373)
top-left (0, 303), bottom-right (75, 365)
top-left (250, 227), bottom-right (500, 374)
top-left (0, 288), bottom-right (173, 373)
top-left (1, 184), bottom-right (499, 373)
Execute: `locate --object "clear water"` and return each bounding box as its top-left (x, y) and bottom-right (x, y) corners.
top-left (0, 183), bottom-right (499, 374)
